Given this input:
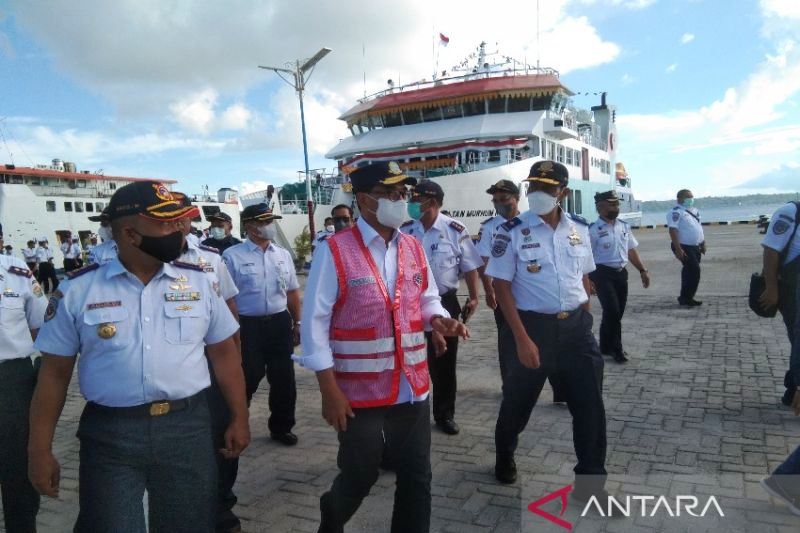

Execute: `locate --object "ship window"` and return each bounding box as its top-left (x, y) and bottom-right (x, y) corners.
top-left (507, 96), bottom-right (531, 113)
top-left (64, 202), bottom-right (73, 212)
top-left (10, 175), bottom-right (23, 184)
top-left (463, 100), bottom-right (485, 117)
top-left (77, 179), bottom-right (87, 188)
top-left (488, 150), bottom-right (501, 163)
top-left (541, 139), bottom-right (546, 157)
top-left (530, 137), bottom-right (541, 157)
top-left (566, 149), bottom-right (574, 166)
top-left (30, 177), bottom-right (41, 186)
top-left (95, 202), bottom-right (104, 211)
top-left (401, 109), bottom-right (422, 125)
top-left (442, 104), bottom-right (462, 119)
top-left (547, 141), bottom-right (555, 160)
top-left (86, 203), bottom-right (94, 212)
top-left (488, 96), bottom-right (506, 114)
top-left (383, 112), bottom-right (403, 127)
top-left (421, 107), bottom-right (443, 122)
top-left (109, 183), bottom-right (116, 190)
top-left (575, 151), bottom-right (582, 167)
top-left (74, 202), bottom-right (84, 213)
top-left (557, 145), bottom-right (565, 163)
top-left (574, 190), bottom-right (583, 214)
top-left (531, 95), bottom-right (552, 111)
top-left (46, 201), bottom-right (56, 212)
top-left (369, 116), bottom-right (383, 129)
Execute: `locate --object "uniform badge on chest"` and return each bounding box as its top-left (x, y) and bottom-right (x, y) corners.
top-left (413, 272), bottom-right (423, 286)
top-left (526, 261), bottom-right (541, 273)
top-left (568, 228), bottom-right (582, 246)
top-left (97, 323), bottom-right (117, 339)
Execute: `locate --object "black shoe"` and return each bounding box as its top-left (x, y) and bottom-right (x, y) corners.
top-left (688, 299), bottom-right (703, 307)
top-left (613, 352), bottom-right (629, 363)
top-left (435, 419), bottom-right (460, 435)
top-left (270, 431), bottom-right (298, 446)
top-left (761, 476), bottom-right (800, 516)
top-left (782, 392), bottom-right (794, 406)
top-left (495, 457), bottom-right (517, 484)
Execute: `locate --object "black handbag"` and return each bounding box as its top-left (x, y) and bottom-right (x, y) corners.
top-left (749, 202), bottom-right (799, 318)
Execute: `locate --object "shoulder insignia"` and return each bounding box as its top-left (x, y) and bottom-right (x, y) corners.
top-left (172, 260), bottom-right (205, 272)
top-left (480, 217), bottom-right (494, 225)
top-left (500, 217), bottom-right (522, 232)
top-left (317, 234), bottom-right (329, 243)
top-left (779, 214), bottom-right (794, 222)
top-left (198, 244), bottom-right (220, 254)
top-left (672, 206), bottom-right (681, 210)
top-left (569, 214), bottom-right (589, 226)
top-left (400, 220), bottom-right (415, 228)
top-left (65, 262), bottom-right (99, 279)
top-left (589, 222), bottom-right (596, 228)
top-left (448, 220), bottom-right (465, 233)
top-left (8, 265), bottom-right (33, 278)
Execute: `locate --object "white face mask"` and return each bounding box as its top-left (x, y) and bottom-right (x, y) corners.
top-left (209, 227), bottom-right (226, 240)
top-left (370, 197), bottom-right (408, 229)
top-left (256, 224), bottom-right (277, 241)
top-left (325, 225), bottom-right (335, 233)
top-left (98, 225), bottom-right (113, 242)
top-left (528, 191), bottom-right (559, 216)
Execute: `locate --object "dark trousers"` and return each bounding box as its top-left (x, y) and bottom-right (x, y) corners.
top-left (495, 307), bottom-right (566, 402)
top-left (678, 244), bottom-right (702, 303)
top-left (426, 291), bottom-right (460, 422)
top-left (239, 312), bottom-right (296, 432)
top-left (64, 258), bottom-right (78, 272)
top-left (780, 272), bottom-right (800, 402)
top-left (208, 373), bottom-right (239, 532)
top-left (589, 265), bottom-right (629, 357)
top-left (0, 358), bottom-right (40, 533)
top-left (37, 262), bottom-right (58, 293)
top-left (74, 393), bottom-right (216, 533)
top-left (495, 309), bottom-right (607, 492)
top-left (319, 400), bottom-right (431, 533)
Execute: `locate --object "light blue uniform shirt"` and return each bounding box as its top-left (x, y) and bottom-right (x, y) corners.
top-left (86, 240), bottom-right (118, 266)
top-left (400, 213), bottom-right (483, 294)
top-left (0, 256), bottom-right (47, 360)
top-left (588, 217), bottom-right (638, 269)
top-left (667, 204), bottom-right (705, 246)
top-left (476, 215), bottom-right (505, 259)
top-left (34, 259), bottom-right (239, 407)
top-left (222, 239), bottom-right (299, 317)
top-left (762, 202), bottom-right (800, 265)
top-left (486, 210), bottom-right (595, 313)
top-left (179, 242), bottom-right (239, 301)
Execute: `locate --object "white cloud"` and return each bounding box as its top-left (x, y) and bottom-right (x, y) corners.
top-left (611, 0), bottom-right (656, 8)
top-left (665, 63), bottom-right (678, 73)
top-left (680, 33), bottom-right (695, 44)
top-left (219, 104), bottom-right (252, 131)
top-left (761, 0), bottom-right (800, 19)
top-left (169, 89), bottom-right (218, 135)
top-left (621, 73), bottom-right (635, 85)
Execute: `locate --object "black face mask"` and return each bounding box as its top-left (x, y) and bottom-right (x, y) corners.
top-left (495, 202), bottom-right (515, 220)
top-left (134, 230), bottom-right (184, 263)
top-left (605, 209), bottom-right (620, 220)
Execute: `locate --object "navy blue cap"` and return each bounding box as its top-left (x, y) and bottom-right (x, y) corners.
top-left (349, 161), bottom-right (417, 192)
top-left (594, 190), bottom-right (620, 203)
top-left (526, 160), bottom-right (568, 187)
top-left (88, 205), bottom-right (110, 222)
top-left (207, 211), bottom-right (232, 223)
top-left (241, 203), bottom-right (282, 222)
top-left (107, 181), bottom-right (199, 221)
top-left (486, 179), bottom-right (520, 195)
top-left (413, 180), bottom-right (444, 203)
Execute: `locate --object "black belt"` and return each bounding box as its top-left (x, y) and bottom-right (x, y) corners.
top-left (597, 264), bottom-right (626, 273)
top-left (519, 308), bottom-right (580, 320)
top-left (239, 310), bottom-right (289, 322)
top-left (87, 390), bottom-right (204, 417)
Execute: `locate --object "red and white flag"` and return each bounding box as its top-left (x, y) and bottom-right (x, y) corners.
top-left (439, 33), bottom-right (450, 46)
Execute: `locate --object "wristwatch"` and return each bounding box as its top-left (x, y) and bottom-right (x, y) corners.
top-left (639, 268), bottom-right (648, 274)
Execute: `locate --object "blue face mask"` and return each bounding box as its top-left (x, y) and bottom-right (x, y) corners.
top-left (407, 201), bottom-right (424, 220)
top-left (682, 198), bottom-right (695, 208)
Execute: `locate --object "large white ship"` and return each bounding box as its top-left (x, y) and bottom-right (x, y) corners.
top-left (0, 160), bottom-right (242, 265)
top-left (245, 42), bottom-right (642, 252)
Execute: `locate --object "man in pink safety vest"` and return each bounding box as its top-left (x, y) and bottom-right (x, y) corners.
top-left (299, 161), bottom-right (469, 533)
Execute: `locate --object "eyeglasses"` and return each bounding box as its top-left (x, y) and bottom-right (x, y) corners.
top-left (333, 216), bottom-right (351, 224)
top-left (370, 189), bottom-right (409, 202)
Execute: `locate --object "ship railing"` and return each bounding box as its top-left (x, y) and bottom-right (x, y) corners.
top-left (359, 66), bottom-right (560, 103)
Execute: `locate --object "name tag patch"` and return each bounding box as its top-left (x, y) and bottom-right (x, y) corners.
top-left (87, 301), bottom-right (122, 310)
top-left (348, 276), bottom-right (376, 287)
top-left (165, 292), bottom-right (201, 302)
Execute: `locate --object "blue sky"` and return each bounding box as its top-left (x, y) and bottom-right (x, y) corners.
top-left (0, 0), bottom-right (798, 201)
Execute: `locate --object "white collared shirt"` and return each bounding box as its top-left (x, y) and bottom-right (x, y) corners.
top-left (178, 242), bottom-right (239, 302)
top-left (588, 217), bottom-right (638, 268)
top-left (400, 213), bottom-right (483, 294)
top-left (34, 259), bottom-right (239, 406)
top-left (476, 215), bottom-right (506, 259)
top-left (0, 256), bottom-right (47, 360)
top-left (87, 240), bottom-right (118, 266)
top-left (298, 217), bottom-right (449, 404)
top-left (35, 246), bottom-right (53, 263)
top-left (762, 202), bottom-right (800, 265)
top-left (61, 241), bottom-right (82, 260)
top-left (486, 211), bottom-right (595, 313)
top-left (666, 204), bottom-right (705, 245)
top-left (222, 239), bottom-right (299, 317)
top-left (22, 247), bottom-right (38, 263)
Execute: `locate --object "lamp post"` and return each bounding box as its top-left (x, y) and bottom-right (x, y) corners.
top-left (259, 47), bottom-right (332, 237)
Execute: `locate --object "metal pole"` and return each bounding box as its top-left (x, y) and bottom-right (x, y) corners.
top-left (297, 66), bottom-right (315, 237)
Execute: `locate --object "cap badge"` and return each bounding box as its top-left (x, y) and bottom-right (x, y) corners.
top-left (539, 161), bottom-right (553, 174)
top-left (153, 183), bottom-right (174, 202)
top-left (388, 161), bottom-right (402, 175)
top-left (97, 323), bottom-right (117, 339)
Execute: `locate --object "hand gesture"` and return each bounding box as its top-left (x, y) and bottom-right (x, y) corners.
top-left (515, 335), bottom-right (541, 369)
top-left (431, 331), bottom-right (447, 357)
top-left (322, 384), bottom-right (355, 432)
top-left (220, 417), bottom-right (251, 459)
top-left (29, 450), bottom-right (61, 498)
top-left (640, 271), bottom-right (651, 289)
top-left (432, 317), bottom-right (469, 340)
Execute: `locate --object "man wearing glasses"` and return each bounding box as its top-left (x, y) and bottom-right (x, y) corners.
top-left (299, 161), bottom-right (468, 533)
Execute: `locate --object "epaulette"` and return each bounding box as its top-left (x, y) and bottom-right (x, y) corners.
top-left (448, 220), bottom-right (465, 233)
top-left (500, 217), bottom-right (522, 232)
top-left (480, 217), bottom-right (494, 225)
top-left (172, 260), bottom-right (205, 272)
top-left (317, 234), bottom-right (329, 243)
top-left (8, 265), bottom-right (33, 278)
top-left (569, 214), bottom-right (589, 226)
top-left (198, 244), bottom-right (220, 255)
top-left (65, 262), bottom-right (99, 279)
top-left (672, 206), bottom-right (681, 210)
top-left (589, 221), bottom-right (596, 228)
top-left (400, 220), bottom-right (415, 228)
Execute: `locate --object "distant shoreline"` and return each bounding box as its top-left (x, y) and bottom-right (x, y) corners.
top-left (642, 192), bottom-right (799, 212)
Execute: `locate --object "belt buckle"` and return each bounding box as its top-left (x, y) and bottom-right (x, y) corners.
top-left (556, 311), bottom-right (570, 320)
top-left (149, 401), bottom-right (170, 416)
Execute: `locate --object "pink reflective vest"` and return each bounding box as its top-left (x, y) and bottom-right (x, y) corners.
top-left (328, 225), bottom-right (430, 407)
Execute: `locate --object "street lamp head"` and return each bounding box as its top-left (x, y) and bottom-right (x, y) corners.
top-left (301, 47), bottom-right (332, 73)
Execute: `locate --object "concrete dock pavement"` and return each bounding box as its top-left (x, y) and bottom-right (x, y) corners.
top-left (6, 224), bottom-right (799, 532)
